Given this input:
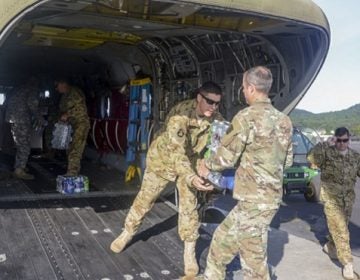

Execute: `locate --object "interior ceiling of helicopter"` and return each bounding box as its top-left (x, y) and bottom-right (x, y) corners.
top-left (0, 0), bottom-right (329, 118)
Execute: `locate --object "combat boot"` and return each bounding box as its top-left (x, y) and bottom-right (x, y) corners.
top-left (343, 263), bottom-right (354, 280)
top-left (184, 241), bottom-right (199, 277)
top-left (323, 242), bottom-right (338, 260)
top-left (110, 230), bottom-right (133, 253)
top-left (14, 168), bottom-right (34, 180)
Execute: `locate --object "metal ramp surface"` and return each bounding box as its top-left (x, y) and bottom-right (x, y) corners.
top-left (0, 196), bottom-right (187, 280)
top-left (0, 152), bottom-right (241, 279)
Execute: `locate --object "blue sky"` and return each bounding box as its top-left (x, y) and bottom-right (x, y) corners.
top-left (296, 0), bottom-right (360, 113)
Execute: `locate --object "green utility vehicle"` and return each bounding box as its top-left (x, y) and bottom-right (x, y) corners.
top-left (283, 128), bottom-right (321, 202)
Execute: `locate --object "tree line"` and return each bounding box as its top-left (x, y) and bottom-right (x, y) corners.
top-left (289, 104), bottom-right (360, 136)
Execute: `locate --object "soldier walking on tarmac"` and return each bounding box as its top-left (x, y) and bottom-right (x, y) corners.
top-left (196, 66), bottom-right (293, 280)
top-left (55, 77), bottom-right (90, 176)
top-left (110, 81), bottom-right (224, 277)
top-left (307, 127), bottom-right (360, 280)
top-left (5, 77), bottom-right (45, 180)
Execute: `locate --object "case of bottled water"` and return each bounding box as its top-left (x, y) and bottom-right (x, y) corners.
top-left (205, 120), bottom-right (235, 190)
top-left (56, 175), bottom-right (89, 194)
top-left (51, 122), bottom-right (72, 150)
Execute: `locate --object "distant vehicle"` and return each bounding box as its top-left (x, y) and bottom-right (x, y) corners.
top-left (283, 127), bottom-right (321, 202)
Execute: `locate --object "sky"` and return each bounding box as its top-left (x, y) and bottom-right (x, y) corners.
top-left (296, 0), bottom-right (360, 113)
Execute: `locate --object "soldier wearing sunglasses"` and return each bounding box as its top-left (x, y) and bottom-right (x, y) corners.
top-left (307, 127), bottom-right (360, 280)
top-left (110, 81), bottom-right (224, 278)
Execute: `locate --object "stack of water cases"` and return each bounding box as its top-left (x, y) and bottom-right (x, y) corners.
top-left (126, 78), bottom-right (152, 178)
top-left (205, 120), bottom-right (235, 190)
top-left (56, 175), bottom-right (90, 194)
top-left (51, 122), bottom-right (72, 150)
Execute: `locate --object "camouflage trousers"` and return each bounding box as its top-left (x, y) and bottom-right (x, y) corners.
top-left (123, 169), bottom-right (199, 241)
top-left (67, 123), bottom-right (89, 175)
top-left (10, 122), bottom-right (31, 169)
top-left (322, 189), bottom-right (354, 265)
top-left (43, 116), bottom-right (57, 153)
top-left (201, 201), bottom-right (278, 280)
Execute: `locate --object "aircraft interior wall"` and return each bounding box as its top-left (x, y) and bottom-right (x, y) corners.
top-left (0, 0), bottom-right (330, 174)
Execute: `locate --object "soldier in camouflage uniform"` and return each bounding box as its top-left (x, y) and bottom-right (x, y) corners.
top-left (307, 127), bottom-right (360, 280)
top-left (110, 81), bottom-right (223, 277)
top-left (55, 78), bottom-right (90, 176)
top-left (5, 77), bottom-right (44, 180)
top-left (196, 66), bottom-right (293, 280)
top-left (42, 90), bottom-right (61, 159)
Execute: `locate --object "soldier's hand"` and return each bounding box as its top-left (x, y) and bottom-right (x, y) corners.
top-left (327, 136), bottom-right (336, 146)
top-left (197, 159), bottom-right (210, 178)
top-left (191, 175), bottom-right (214, 191)
top-left (60, 113), bottom-right (68, 122)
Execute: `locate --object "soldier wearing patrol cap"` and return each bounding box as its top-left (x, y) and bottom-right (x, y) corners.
top-left (307, 127), bottom-right (360, 280)
top-left (110, 81), bottom-right (224, 277)
top-left (196, 66), bottom-right (293, 280)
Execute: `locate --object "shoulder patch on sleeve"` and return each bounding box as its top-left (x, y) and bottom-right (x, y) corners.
top-left (177, 129), bottom-right (185, 138)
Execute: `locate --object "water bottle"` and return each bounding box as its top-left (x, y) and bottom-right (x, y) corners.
top-left (74, 177), bottom-right (83, 193)
top-left (64, 177), bottom-right (75, 194)
top-left (207, 120), bottom-right (231, 154)
top-left (207, 171), bottom-right (227, 190)
top-left (52, 122), bottom-right (72, 149)
top-left (82, 176), bottom-right (89, 192)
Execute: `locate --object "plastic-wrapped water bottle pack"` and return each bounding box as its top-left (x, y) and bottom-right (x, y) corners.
top-left (51, 122), bottom-right (72, 150)
top-left (205, 120), bottom-right (235, 190)
top-left (56, 175), bottom-right (89, 194)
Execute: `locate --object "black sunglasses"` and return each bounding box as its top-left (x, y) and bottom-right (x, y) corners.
top-left (336, 138), bottom-right (349, 143)
top-left (200, 93), bottom-right (220, 106)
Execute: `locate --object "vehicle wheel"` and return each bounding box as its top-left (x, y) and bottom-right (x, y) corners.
top-left (202, 207), bottom-right (226, 224)
top-left (304, 175), bottom-right (320, 202)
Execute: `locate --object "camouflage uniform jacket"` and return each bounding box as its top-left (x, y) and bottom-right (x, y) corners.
top-left (5, 85), bottom-right (41, 124)
top-left (205, 97), bottom-right (293, 204)
top-left (59, 86), bottom-right (90, 128)
top-left (146, 99), bottom-right (224, 186)
top-left (307, 142), bottom-right (360, 201)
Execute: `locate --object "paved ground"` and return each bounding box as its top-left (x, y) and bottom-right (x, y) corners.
top-left (197, 141), bottom-right (360, 279)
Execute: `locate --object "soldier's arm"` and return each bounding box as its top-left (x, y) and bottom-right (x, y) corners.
top-left (166, 115), bottom-right (196, 186)
top-left (284, 140), bottom-right (294, 169)
top-left (283, 120), bottom-right (294, 169)
top-left (27, 89), bottom-right (42, 119)
top-left (66, 89), bottom-right (84, 118)
top-left (307, 141), bottom-right (326, 169)
top-left (205, 115), bottom-right (248, 171)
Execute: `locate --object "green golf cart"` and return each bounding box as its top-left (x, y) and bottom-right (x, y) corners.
top-left (283, 127), bottom-right (321, 202)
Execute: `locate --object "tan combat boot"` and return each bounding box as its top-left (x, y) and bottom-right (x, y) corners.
top-left (183, 241), bottom-right (199, 277)
top-left (323, 242), bottom-right (338, 260)
top-left (14, 168), bottom-right (34, 180)
top-left (343, 263), bottom-right (354, 280)
top-left (110, 230), bottom-right (133, 253)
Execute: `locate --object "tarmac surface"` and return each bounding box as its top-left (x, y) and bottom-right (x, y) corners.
top-left (209, 141), bottom-right (360, 280)
top-left (197, 141), bottom-right (360, 280)
top-left (201, 220), bottom-right (360, 280)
